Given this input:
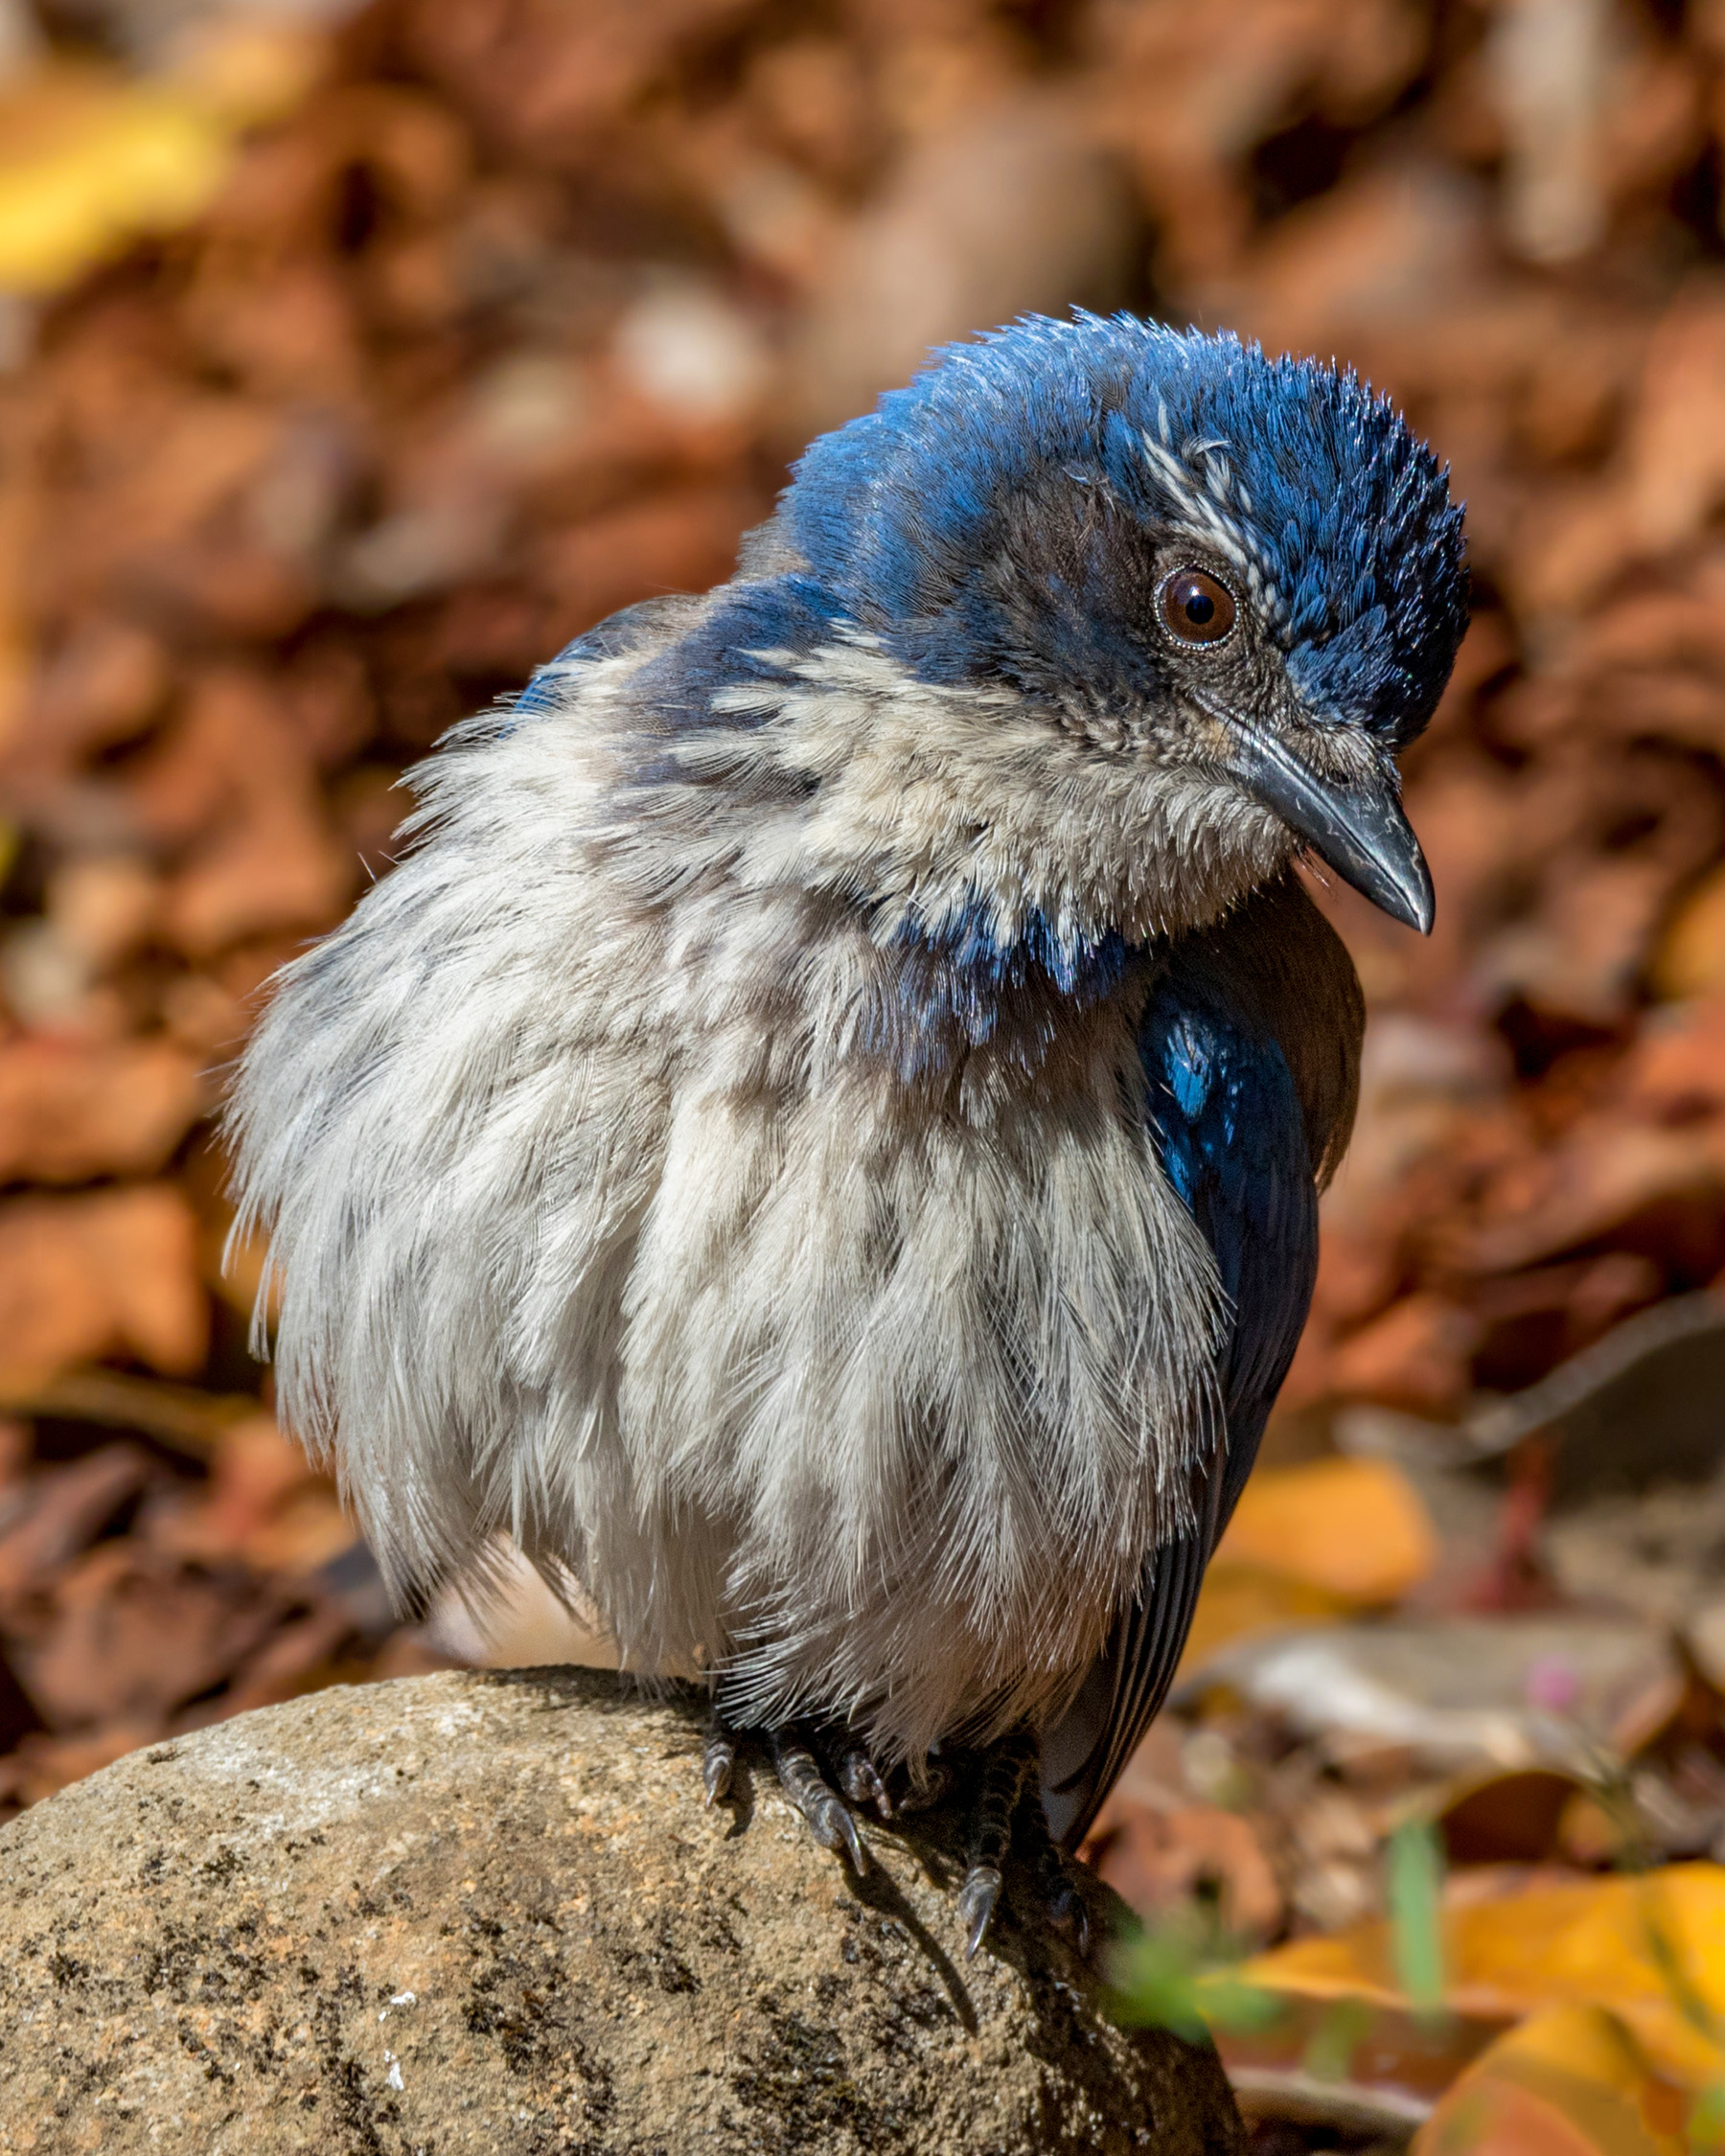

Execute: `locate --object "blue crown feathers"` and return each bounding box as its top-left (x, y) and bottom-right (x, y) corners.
top-left (785, 312), bottom-right (1467, 747)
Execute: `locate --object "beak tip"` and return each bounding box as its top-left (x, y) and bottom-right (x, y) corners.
top-left (1402, 869), bottom-right (1436, 938)
top-left (1222, 717), bottom-right (1436, 937)
top-left (1371, 862), bottom-right (1434, 936)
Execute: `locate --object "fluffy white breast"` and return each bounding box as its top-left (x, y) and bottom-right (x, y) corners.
top-left (227, 626), bottom-right (1231, 1760)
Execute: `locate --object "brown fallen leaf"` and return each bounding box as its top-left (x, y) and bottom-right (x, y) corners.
top-left (14, 616), bottom-right (169, 765)
top-left (1453, 1126), bottom-right (1724, 1278)
top-left (1628, 281), bottom-right (1725, 558)
top-left (0, 1185), bottom-right (208, 1390)
top-left (1621, 996), bottom-right (1725, 1121)
top-left (1089, 1801), bottom-right (1284, 1940)
top-left (203, 1597), bottom-right (358, 1721)
top-left (0, 1036), bottom-right (203, 1183)
top-left (0, 1443), bottom-right (156, 1607)
top-left (537, 487), bottom-right (765, 645)
top-left (238, 1488), bottom-right (355, 1574)
top-left (1327, 1293), bottom-right (1484, 1414)
top-left (144, 669), bottom-right (352, 956)
top-left (1439, 1769), bottom-right (1591, 1869)
top-left (200, 1413), bottom-right (317, 1544)
top-left (13, 1540), bottom-right (287, 1730)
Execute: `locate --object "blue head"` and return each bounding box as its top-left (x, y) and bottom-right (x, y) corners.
top-left (781, 313), bottom-right (1467, 935)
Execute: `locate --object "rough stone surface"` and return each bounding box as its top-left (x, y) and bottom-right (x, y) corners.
top-left (0, 1669), bottom-right (1243, 2154)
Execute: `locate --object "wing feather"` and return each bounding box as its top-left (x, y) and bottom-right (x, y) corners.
top-left (1041, 875), bottom-right (1361, 1849)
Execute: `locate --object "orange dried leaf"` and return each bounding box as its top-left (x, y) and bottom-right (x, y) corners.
top-left (1216, 1456), bottom-right (1439, 1604)
top-left (1412, 2003), bottom-right (1688, 2156)
top-left (0, 1185), bottom-right (207, 1392)
top-left (0, 1039), bottom-right (204, 1185)
top-left (1244, 1865), bottom-right (1725, 2091)
top-left (1648, 866), bottom-right (1725, 1003)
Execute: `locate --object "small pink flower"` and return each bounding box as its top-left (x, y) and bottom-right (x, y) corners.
top-left (1526, 1654), bottom-right (1580, 1714)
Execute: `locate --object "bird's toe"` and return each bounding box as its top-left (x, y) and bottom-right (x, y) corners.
top-left (1046, 1875), bottom-right (1092, 1958)
top-left (837, 1746), bottom-right (894, 1820)
top-left (769, 1724), bottom-right (868, 1872)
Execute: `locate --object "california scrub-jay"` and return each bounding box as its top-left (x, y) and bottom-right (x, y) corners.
top-left (228, 313), bottom-right (1466, 1955)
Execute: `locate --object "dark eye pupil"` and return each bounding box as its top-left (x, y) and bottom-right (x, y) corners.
top-left (1160, 566), bottom-right (1236, 644)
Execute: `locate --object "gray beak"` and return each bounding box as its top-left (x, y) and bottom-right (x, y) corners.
top-left (1225, 721), bottom-right (1435, 934)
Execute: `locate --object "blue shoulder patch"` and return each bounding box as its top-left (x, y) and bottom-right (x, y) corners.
top-left (1140, 959), bottom-right (1319, 1518)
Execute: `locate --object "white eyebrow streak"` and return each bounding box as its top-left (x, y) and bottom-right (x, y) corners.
top-left (1139, 429), bottom-right (1288, 628)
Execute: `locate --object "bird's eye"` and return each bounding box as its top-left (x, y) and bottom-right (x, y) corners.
top-left (1159, 568), bottom-right (1237, 647)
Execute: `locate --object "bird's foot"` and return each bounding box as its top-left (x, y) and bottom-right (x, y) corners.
top-left (701, 1713), bottom-right (1085, 1960)
top-left (957, 1729), bottom-right (1035, 1960)
top-left (769, 1723), bottom-right (868, 1872)
top-left (953, 1731), bottom-right (1091, 1960)
top-left (1028, 1809), bottom-right (1092, 1959)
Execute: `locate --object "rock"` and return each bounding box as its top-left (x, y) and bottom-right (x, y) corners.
top-left (0, 1667), bottom-right (1243, 2154)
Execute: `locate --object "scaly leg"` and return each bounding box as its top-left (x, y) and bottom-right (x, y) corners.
top-left (956, 1730), bottom-right (1034, 1960)
top-left (1028, 1807), bottom-right (1093, 1957)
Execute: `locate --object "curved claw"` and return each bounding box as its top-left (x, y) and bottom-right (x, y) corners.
top-left (702, 1732), bottom-right (734, 1808)
top-left (958, 1864), bottom-right (1001, 1961)
top-left (839, 1749), bottom-right (894, 1820)
top-left (813, 1790), bottom-right (868, 1873)
top-left (769, 1725), bottom-right (868, 1873)
top-left (1048, 1881), bottom-right (1091, 1959)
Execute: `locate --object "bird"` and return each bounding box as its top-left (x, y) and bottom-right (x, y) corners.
top-left (225, 311), bottom-right (1467, 1958)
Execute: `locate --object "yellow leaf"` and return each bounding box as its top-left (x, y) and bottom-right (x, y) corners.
top-left (0, 68), bottom-right (227, 292)
top-left (1174, 1455), bottom-right (1436, 1677)
top-left (1244, 1865), bottom-right (1725, 2091)
top-left (1216, 1455), bottom-right (1438, 1603)
top-left (0, 29), bottom-right (326, 296)
top-left (1650, 861), bottom-right (1725, 1003)
top-left (1412, 2004), bottom-right (1688, 2156)
top-left (167, 19), bottom-right (326, 129)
